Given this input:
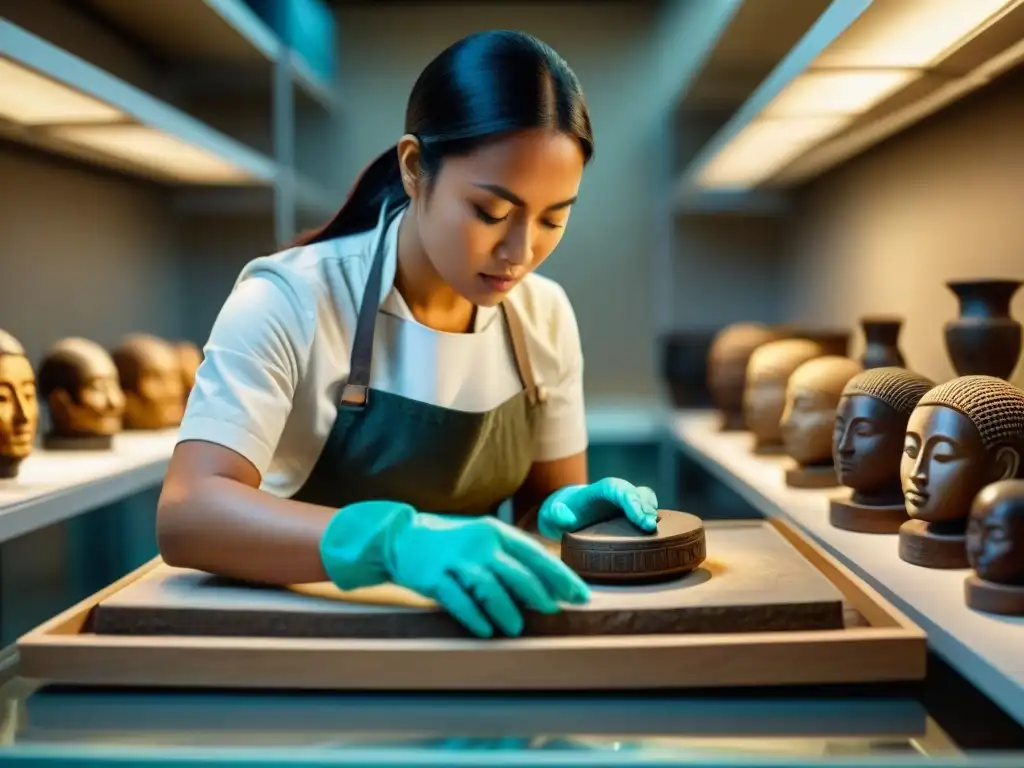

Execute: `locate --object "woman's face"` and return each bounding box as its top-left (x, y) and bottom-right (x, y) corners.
top-left (409, 128), bottom-right (585, 307)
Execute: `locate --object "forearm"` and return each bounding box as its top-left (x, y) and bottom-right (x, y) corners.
top-left (157, 475), bottom-right (337, 585)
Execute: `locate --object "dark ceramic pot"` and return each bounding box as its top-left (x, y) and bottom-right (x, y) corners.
top-left (659, 330), bottom-right (719, 409)
top-left (860, 315), bottom-right (905, 369)
top-left (944, 279), bottom-right (1022, 380)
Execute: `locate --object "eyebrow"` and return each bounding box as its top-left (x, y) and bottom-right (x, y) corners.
top-left (474, 184), bottom-right (577, 211)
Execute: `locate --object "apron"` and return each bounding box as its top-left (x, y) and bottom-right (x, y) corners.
top-left (291, 201), bottom-right (546, 517)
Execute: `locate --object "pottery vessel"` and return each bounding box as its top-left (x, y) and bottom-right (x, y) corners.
top-left (659, 330), bottom-right (718, 409)
top-left (860, 316), bottom-right (905, 369)
top-left (944, 279), bottom-right (1022, 380)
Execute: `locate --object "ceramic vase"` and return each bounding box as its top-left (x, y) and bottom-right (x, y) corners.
top-left (860, 316), bottom-right (906, 369)
top-left (659, 330), bottom-right (718, 409)
top-left (944, 279), bottom-right (1022, 380)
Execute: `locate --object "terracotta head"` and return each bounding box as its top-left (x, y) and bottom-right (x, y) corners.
top-left (174, 341), bottom-right (203, 400)
top-left (967, 479), bottom-right (1024, 585)
top-left (743, 339), bottom-right (824, 448)
top-left (902, 376), bottom-right (1024, 525)
top-left (38, 337), bottom-right (126, 439)
top-left (707, 323), bottom-right (781, 426)
top-left (834, 367), bottom-right (935, 504)
top-left (781, 356), bottom-right (862, 466)
top-left (0, 329), bottom-right (38, 477)
top-left (112, 334), bottom-right (185, 430)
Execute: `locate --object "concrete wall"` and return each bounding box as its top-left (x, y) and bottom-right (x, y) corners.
top-left (782, 65), bottom-right (1024, 387)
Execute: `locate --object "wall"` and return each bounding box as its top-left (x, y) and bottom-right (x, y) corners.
top-left (782, 65), bottom-right (1024, 387)
top-left (328, 0), bottom-right (780, 400)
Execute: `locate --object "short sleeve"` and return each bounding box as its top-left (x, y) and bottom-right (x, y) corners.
top-left (176, 263), bottom-right (315, 475)
top-left (533, 285), bottom-right (588, 462)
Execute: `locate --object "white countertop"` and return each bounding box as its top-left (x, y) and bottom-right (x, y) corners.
top-left (672, 410), bottom-right (1024, 726)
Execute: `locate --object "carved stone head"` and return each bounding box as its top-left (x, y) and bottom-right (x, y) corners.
top-left (834, 367), bottom-right (935, 505)
top-left (967, 479), bottom-right (1024, 585)
top-left (781, 356), bottom-right (862, 466)
top-left (0, 329), bottom-right (37, 478)
top-left (112, 334), bottom-right (185, 430)
top-left (38, 337), bottom-right (125, 439)
top-left (707, 323), bottom-right (782, 428)
top-left (744, 339), bottom-right (824, 448)
top-left (902, 376), bottom-right (1024, 524)
top-left (174, 341), bottom-right (203, 400)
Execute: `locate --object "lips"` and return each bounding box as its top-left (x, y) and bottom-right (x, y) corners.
top-left (480, 274), bottom-right (517, 293)
top-left (904, 489), bottom-right (929, 507)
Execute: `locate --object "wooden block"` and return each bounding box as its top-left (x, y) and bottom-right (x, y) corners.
top-left (560, 509), bottom-right (706, 584)
top-left (92, 521), bottom-right (845, 639)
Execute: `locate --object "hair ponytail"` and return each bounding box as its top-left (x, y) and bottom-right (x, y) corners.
top-left (292, 145), bottom-right (407, 246)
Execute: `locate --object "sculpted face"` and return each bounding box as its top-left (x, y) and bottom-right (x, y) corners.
top-left (58, 373), bottom-right (125, 436)
top-left (117, 337), bottom-right (185, 430)
top-left (902, 405), bottom-right (990, 523)
top-left (43, 340), bottom-right (126, 437)
top-left (781, 385), bottom-right (837, 465)
top-left (744, 375), bottom-right (788, 444)
top-left (0, 354), bottom-right (39, 460)
top-left (833, 395), bottom-right (905, 495)
top-left (967, 485), bottom-right (1024, 585)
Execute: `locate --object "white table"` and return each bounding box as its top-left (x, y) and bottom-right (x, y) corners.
top-left (671, 409), bottom-right (1024, 726)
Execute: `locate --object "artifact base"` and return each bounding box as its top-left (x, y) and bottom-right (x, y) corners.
top-left (560, 509), bottom-right (706, 584)
top-left (898, 519), bottom-right (967, 569)
top-left (43, 433), bottom-right (114, 451)
top-left (719, 410), bottom-right (746, 432)
top-left (964, 575), bottom-right (1024, 615)
top-left (786, 464), bottom-right (838, 489)
top-left (829, 497), bottom-right (908, 534)
top-left (753, 440), bottom-right (786, 456)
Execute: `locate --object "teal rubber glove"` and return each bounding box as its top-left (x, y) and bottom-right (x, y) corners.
top-left (536, 478), bottom-right (659, 541)
top-left (319, 500), bottom-right (590, 638)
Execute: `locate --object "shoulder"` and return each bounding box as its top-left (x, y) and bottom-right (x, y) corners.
top-left (506, 272), bottom-right (580, 349)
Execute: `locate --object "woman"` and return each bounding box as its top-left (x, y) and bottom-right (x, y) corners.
top-left (157, 30), bottom-right (659, 639)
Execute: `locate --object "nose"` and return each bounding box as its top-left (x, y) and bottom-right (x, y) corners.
top-left (837, 425), bottom-right (855, 455)
top-left (13, 392), bottom-right (28, 425)
top-left (910, 452), bottom-right (928, 488)
top-left (500, 220), bottom-right (532, 267)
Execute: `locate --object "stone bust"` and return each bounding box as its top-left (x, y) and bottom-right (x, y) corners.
top-left (743, 339), bottom-right (824, 455)
top-left (964, 479), bottom-right (1024, 615)
top-left (829, 367), bottom-right (935, 533)
top-left (175, 340), bottom-right (203, 403)
top-left (899, 375), bottom-right (1024, 569)
top-left (37, 337), bottom-right (126, 450)
top-left (780, 355), bottom-right (862, 488)
top-left (0, 329), bottom-right (38, 479)
top-left (111, 334), bottom-right (185, 430)
top-left (707, 323), bottom-right (781, 431)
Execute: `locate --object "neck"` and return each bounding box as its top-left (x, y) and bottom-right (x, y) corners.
top-left (395, 206), bottom-right (476, 333)
top-left (0, 454), bottom-right (20, 480)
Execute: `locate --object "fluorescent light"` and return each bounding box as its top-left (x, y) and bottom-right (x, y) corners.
top-left (697, 116), bottom-right (850, 188)
top-left (814, 0), bottom-right (1017, 68)
top-left (764, 69), bottom-right (921, 117)
top-left (49, 124), bottom-right (252, 183)
top-left (0, 57), bottom-right (123, 125)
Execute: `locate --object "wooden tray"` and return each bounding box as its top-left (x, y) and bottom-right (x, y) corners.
top-left (16, 518), bottom-right (927, 690)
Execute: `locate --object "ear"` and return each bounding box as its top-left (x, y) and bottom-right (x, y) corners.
top-left (991, 446), bottom-right (1021, 481)
top-left (397, 134), bottom-right (423, 200)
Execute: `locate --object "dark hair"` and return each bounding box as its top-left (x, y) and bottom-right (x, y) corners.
top-left (295, 30), bottom-right (594, 246)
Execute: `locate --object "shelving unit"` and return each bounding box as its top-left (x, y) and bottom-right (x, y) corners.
top-left (0, 0), bottom-right (341, 246)
top-left (672, 410), bottom-right (1024, 727)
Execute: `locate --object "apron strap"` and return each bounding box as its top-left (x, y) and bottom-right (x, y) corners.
top-left (340, 200), bottom-right (400, 408)
top-left (501, 300), bottom-right (543, 406)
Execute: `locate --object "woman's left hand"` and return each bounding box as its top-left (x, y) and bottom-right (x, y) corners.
top-left (536, 478), bottom-right (659, 541)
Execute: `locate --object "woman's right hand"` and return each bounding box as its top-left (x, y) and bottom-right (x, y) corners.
top-left (390, 512), bottom-right (591, 638)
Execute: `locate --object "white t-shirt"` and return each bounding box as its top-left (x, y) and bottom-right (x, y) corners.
top-left (177, 203), bottom-right (589, 498)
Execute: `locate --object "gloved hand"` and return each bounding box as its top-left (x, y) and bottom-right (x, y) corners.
top-left (536, 478), bottom-right (659, 541)
top-left (319, 500), bottom-right (590, 638)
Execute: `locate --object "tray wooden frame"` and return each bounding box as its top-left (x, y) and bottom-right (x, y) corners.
top-left (16, 518), bottom-right (927, 690)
